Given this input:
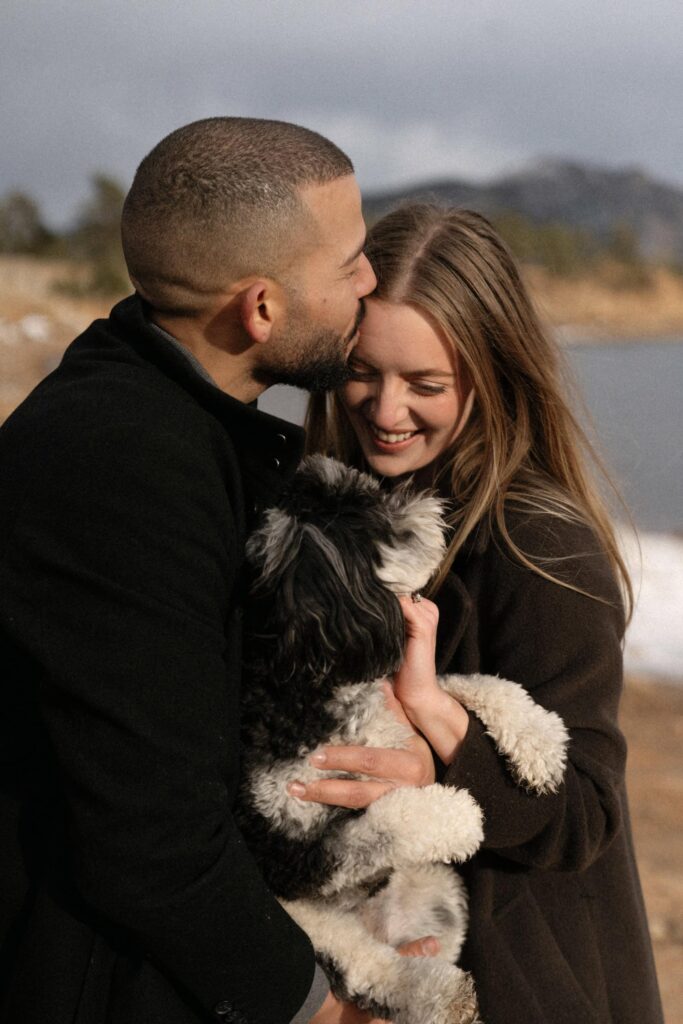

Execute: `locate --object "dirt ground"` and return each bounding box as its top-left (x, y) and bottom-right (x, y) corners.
top-left (621, 676), bottom-right (683, 1023)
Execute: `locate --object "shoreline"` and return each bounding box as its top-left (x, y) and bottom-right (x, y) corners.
top-left (555, 327), bottom-right (683, 347)
top-left (523, 265), bottom-right (683, 343)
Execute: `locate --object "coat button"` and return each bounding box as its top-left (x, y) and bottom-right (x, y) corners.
top-left (274, 432), bottom-right (287, 446)
top-left (213, 1001), bottom-right (246, 1022)
top-left (271, 457), bottom-right (281, 469)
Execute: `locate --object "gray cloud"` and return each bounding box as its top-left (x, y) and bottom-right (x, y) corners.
top-left (2, 0), bottom-right (682, 226)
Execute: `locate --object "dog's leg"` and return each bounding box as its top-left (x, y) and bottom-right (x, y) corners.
top-left (281, 896), bottom-right (480, 1024)
top-left (438, 673), bottom-right (569, 793)
top-left (360, 864), bottom-right (469, 965)
top-left (318, 784), bottom-right (483, 898)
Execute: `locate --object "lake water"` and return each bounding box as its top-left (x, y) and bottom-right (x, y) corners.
top-left (259, 339), bottom-right (683, 533)
top-left (567, 341), bottom-right (683, 532)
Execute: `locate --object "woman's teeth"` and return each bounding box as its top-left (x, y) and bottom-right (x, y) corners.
top-left (370, 425), bottom-right (418, 443)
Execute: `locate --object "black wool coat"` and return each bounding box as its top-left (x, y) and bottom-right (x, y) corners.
top-left (0, 296), bottom-right (316, 1024)
top-left (433, 514), bottom-right (663, 1024)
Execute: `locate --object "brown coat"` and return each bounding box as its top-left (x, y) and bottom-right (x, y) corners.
top-left (434, 512), bottom-right (663, 1024)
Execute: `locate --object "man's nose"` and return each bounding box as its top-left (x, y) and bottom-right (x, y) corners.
top-left (356, 253), bottom-right (377, 298)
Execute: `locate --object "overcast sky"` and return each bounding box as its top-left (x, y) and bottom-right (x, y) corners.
top-left (3, 0), bottom-right (682, 227)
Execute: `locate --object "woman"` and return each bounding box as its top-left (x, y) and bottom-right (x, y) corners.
top-left (303, 205), bottom-right (663, 1024)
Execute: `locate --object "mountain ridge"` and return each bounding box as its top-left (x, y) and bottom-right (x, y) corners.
top-left (363, 158), bottom-right (683, 264)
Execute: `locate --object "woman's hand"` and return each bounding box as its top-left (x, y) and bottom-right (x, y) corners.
top-left (308, 936), bottom-right (441, 1022)
top-left (392, 595), bottom-right (443, 716)
top-left (287, 684), bottom-right (435, 809)
top-left (392, 595), bottom-right (470, 765)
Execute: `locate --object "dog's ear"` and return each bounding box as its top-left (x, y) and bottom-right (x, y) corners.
top-left (245, 518), bottom-right (405, 691)
top-left (245, 507), bottom-right (303, 588)
top-left (377, 486), bottom-right (448, 594)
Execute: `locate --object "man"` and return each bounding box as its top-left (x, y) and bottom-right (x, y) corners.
top-left (0, 117), bottom-right (383, 1024)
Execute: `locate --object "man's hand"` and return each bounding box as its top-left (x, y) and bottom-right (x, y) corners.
top-left (287, 685), bottom-right (435, 808)
top-left (308, 937), bottom-right (440, 1022)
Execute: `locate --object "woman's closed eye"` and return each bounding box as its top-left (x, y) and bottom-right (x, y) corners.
top-left (411, 381), bottom-right (448, 396)
top-left (348, 366), bottom-right (448, 396)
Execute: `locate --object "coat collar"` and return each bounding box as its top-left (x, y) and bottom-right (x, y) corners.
top-left (96, 295), bottom-right (305, 509)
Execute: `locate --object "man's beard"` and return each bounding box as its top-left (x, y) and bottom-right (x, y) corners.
top-left (253, 300), bottom-right (365, 393)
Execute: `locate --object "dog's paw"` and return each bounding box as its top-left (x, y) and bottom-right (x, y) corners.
top-left (363, 783), bottom-right (484, 864)
top-left (383, 957), bottom-right (480, 1024)
top-left (440, 673), bottom-right (569, 794)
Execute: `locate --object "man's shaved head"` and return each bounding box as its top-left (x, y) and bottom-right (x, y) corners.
top-left (121, 117), bottom-right (354, 313)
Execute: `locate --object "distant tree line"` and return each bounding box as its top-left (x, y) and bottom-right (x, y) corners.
top-left (0, 175), bottom-right (128, 294)
top-left (0, 176), bottom-right (670, 295)
top-left (491, 212), bottom-right (653, 289)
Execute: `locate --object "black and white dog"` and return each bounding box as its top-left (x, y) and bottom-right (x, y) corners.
top-left (237, 455), bottom-right (568, 1024)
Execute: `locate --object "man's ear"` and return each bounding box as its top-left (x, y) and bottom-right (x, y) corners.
top-left (239, 279), bottom-right (285, 345)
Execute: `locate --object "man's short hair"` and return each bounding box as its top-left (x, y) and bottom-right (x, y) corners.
top-left (121, 117), bottom-right (354, 314)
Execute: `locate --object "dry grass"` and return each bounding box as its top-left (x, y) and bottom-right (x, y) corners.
top-left (525, 265), bottom-right (683, 341)
top-left (0, 256), bottom-right (124, 422)
top-left (0, 255), bottom-right (120, 325)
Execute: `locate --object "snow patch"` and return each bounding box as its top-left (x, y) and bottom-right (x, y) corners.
top-left (621, 530), bottom-right (683, 682)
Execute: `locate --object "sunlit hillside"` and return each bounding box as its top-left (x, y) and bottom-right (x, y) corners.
top-left (0, 256), bottom-right (124, 421)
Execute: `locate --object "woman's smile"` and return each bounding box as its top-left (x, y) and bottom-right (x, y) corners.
top-left (367, 422), bottom-right (423, 449)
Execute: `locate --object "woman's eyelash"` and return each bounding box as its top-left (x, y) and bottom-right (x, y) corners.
top-left (413, 383), bottom-right (447, 395)
top-left (348, 369), bottom-right (447, 395)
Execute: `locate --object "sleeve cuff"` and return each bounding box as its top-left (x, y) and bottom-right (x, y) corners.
top-left (289, 964), bottom-right (330, 1023)
top-left (441, 710), bottom-right (564, 851)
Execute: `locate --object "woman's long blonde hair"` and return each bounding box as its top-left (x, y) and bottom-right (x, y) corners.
top-left (306, 204), bottom-right (632, 617)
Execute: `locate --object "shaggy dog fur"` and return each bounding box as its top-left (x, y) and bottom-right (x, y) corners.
top-left (236, 455), bottom-right (568, 1024)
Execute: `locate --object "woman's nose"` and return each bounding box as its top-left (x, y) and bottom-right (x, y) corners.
top-left (366, 383), bottom-right (408, 428)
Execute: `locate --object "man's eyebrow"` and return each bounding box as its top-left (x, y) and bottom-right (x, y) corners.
top-left (340, 236), bottom-right (367, 269)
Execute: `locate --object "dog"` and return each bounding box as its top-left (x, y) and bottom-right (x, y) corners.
top-left (236, 455), bottom-right (568, 1024)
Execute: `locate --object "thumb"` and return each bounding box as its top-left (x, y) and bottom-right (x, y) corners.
top-left (396, 935), bottom-right (440, 958)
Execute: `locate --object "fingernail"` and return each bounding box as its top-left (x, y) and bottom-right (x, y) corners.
top-left (423, 937), bottom-right (440, 955)
top-left (310, 751), bottom-right (327, 765)
top-left (288, 782), bottom-right (306, 797)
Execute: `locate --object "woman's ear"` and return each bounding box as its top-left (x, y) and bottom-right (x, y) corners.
top-left (239, 279), bottom-right (285, 344)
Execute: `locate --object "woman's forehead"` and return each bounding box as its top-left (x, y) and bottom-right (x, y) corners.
top-left (357, 300), bottom-right (458, 373)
